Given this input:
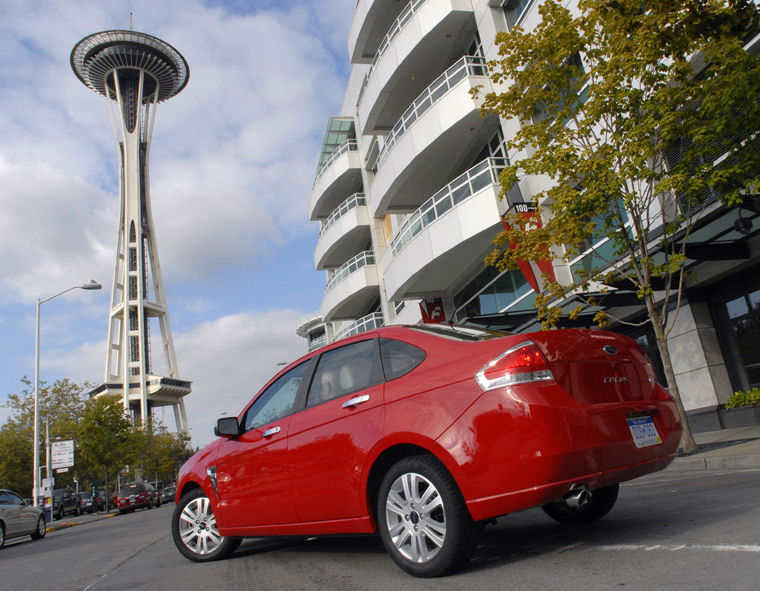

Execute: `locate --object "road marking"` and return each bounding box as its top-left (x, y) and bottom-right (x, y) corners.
top-left (595, 543), bottom-right (760, 554)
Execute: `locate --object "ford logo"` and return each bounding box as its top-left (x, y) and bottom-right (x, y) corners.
top-left (603, 345), bottom-right (618, 356)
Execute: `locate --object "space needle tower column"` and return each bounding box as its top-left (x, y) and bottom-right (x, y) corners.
top-left (71, 30), bottom-right (191, 434)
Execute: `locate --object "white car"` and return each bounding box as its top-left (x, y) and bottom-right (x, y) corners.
top-left (0, 489), bottom-right (46, 548)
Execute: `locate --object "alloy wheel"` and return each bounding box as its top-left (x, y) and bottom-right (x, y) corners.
top-left (177, 496), bottom-right (223, 556)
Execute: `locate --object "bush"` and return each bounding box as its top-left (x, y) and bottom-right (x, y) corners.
top-left (725, 387), bottom-right (760, 409)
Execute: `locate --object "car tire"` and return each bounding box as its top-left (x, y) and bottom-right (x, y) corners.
top-left (75, 505), bottom-right (81, 516)
top-left (172, 488), bottom-right (241, 562)
top-left (147, 500), bottom-right (153, 510)
top-left (0, 523), bottom-right (5, 549)
top-left (57, 506), bottom-right (64, 520)
top-left (377, 455), bottom-right (478, 577)
top-left (31, 516), bottom-right (46, 540)
top-left (541, 484), bottom-right (619, 525)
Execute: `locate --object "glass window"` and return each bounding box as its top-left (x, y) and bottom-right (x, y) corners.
top-left (0, 491), bottom-right (10, 504)
top-left (380, 339), bottom-right (426, 380)
top-left (307, 340), bottom-right (380, 407)
top-left (244, 361), bottom-right (310, 430)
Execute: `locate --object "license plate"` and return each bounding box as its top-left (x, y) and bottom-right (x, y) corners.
top-left (627, 416), bottom-right (662, 448)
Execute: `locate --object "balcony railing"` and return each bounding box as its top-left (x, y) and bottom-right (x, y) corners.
top-left (314, 138), bottom-right (358, 182)
top-left (375, 56), bottom-right (488, 170)
top-left (325, 250), bottom-right (376, 292)
top-left (389, 158), bottom-right (508, 256)
top-left (367, 0), bottom-right (429, 82)
top-left (334, 311), bottom-right (385, 341)
top-left (308, 334), bottom-right (328, 352)
top-left (319, 193), bottom-right (367, 237)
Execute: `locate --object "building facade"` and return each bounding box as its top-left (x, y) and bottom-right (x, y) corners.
top-left (297, 0), bottom-right (760, 431)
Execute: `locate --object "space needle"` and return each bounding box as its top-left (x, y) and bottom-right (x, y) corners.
top-left (71, 30), bottom-right (191, 434)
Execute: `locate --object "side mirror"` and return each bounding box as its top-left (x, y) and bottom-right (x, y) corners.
top-left (214, 416), bottom-right (242, 438)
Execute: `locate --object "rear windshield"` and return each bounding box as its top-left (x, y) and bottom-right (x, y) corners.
top-left (119, 485), bottom-right (141, 495)
top-left (407, 324), bottom-right (510, 341)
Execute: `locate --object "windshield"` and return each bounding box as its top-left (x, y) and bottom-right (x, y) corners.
top-left (119, 485), bottom-right (141, 496)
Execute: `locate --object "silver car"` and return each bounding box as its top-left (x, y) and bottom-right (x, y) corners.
top-left (0, 489), bottom-right (46, 549)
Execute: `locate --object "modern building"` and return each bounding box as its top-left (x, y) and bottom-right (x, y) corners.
top-left (71, 30), bottom-right (191, 434)
top-left (298, 0), bottom-right (760, 432)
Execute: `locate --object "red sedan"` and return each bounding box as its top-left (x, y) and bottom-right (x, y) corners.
top-left (171, 325), bottom-right (681, 576)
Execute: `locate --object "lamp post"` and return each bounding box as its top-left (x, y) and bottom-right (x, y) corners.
top-left (33, 280), bottom-right (101, 509)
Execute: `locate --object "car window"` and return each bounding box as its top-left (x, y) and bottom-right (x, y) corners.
top-left (0, 491), bottom-right (9, 504)
top-left (380, 338), bottom-right (426, 380)
top-left (244, 360), bottom-right (310, 431)
top-left (6, 491), bottom-right (24, 505)
top-left (307, 339), bottom-right (381, 407)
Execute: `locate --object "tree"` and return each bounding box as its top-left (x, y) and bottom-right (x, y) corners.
top-left (77, 395), bottom-right (139, 498)
top-left (0, 377), bottom-right (89, 495)
top-left (477, 0), bottom-right (760, 452)
top-left (132, 420), bottom-right (192, 486)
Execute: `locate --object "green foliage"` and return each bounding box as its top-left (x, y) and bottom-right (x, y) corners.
top-left (0, 378), bottom-right (190, 497)
top-left (477, 0), bottom-right (760, 334)
top-left (725, 387), bottom-right (760, 409)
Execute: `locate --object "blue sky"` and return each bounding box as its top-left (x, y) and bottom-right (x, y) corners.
top-left (0, 0), bottom-right (353, 446)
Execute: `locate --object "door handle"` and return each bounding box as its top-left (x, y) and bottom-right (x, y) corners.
top-left (342, 394), bottom-right (370, 409)
top-left (262, 426), bottom-right (281, 438)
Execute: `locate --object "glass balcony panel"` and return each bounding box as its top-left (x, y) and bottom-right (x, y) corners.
top-left (469, 169), bottom-right (492, 193)
top-left (434, 195), bottom-right (453, 217)
top-left (451, 183), bottom-right (471, 205)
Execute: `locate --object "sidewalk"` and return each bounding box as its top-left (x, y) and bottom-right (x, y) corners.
top-left (667, 425), bottom-right (760, 472)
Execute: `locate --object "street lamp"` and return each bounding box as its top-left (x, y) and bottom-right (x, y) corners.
top-left (33, 280), bottom-right (101, 509)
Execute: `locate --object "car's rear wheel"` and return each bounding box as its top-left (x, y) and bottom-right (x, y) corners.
top-left (377, 455), bottom-right (478, 577)
top-left (31, 515), bottom-right (46, 540)
top-left (0, 523), bottom-right (5, 549)
top-left (172, 488), bottom-right (241, 562)
top-left (541, 484), bottom-right (619, 525)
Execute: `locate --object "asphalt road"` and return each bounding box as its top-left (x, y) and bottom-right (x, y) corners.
top-left (2, 469), bottom-right (760, 590)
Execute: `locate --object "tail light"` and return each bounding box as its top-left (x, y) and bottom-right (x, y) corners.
top-left (475, 340), bottom-right (555, 391)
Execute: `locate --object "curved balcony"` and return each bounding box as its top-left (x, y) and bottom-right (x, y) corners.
top-left (369, 57), bottom-right (497, 216)
top-left (380, 158), bottom-right (514, 302)
top-left (349, 0), bottom-right (409, 64)
top-left (315, 193), bottom-right (371, 270)
top-left (334, 311), bottom-right (385, 341)
top-left (296, 310), bottom-right (324, 339)
top-left (321, 251), bottom-right (380, 323)
top-left (357, 0), bottom-right (476, 135)
top-left (309, 139), bottom-right (363, 220)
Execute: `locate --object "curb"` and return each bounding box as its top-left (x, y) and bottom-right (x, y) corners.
top-left (667, 453), bottom-right (760, 472)
top-left (46, 511), bottom-right (118, 533)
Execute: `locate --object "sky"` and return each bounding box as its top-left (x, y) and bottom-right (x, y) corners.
top-left (0, 0), bottom-right (353, 447)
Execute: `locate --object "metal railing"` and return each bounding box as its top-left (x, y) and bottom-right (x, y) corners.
top-left (319, 193), bottom-right (367, 237)
top-left (314, 138), bottom-right (359, 182)
top-left (308, 334), bottom-right (328, 352)
top-left (334, 311), bottom-right (385, 341)
top-left (325, 250), bottom-right (376, 292)
top-left (389, 158), bottom-right (508, 257)
top-left (367, 0), bottom-right (429, 82)
top-left (376, 56), bottom-right (488, 170)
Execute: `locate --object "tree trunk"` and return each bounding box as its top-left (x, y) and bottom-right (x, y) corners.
top-left (646, 296), bottom-right (699, 454)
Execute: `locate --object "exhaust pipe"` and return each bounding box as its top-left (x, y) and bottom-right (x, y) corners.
top-left (564, 487), bottom-right (591, 508)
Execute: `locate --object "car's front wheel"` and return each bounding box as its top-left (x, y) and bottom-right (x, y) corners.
top-left (172, 488), bottom-right (241, 562)
top-left (377, 455), bottom-right (478, 577)
top-left (31, 515), bottom-right (46, 540)
top-left (541, 483), bottom-right (619, 525)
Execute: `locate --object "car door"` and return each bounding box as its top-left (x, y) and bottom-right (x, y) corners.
top-left (215, 359), bottom-right (312, 528)
top-left (288, 338), bottom-right (385, 523)
top-left (0, 491), bottom-right (26, 536)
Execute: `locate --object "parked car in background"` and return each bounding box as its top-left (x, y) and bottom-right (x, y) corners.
top-left (171, 324), bottom-right (682, 576)
top-left (161, 485), bottom-right (176, 504)
top-left (94, 490), bottom-right (109, 511)
top-left (52, 489), bottom-right (81, 520)
top-left (115, 483), bottom-right (160, 514)
top-left (78, 492), bottom-right (95, 514)
top-left (1, 489), bottom-right (46, 549)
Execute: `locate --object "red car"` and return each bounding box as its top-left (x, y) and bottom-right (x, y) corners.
top-left (171, 325), bottom-right (681, 576)
top-left (114, 483), bottom-right (160, 514)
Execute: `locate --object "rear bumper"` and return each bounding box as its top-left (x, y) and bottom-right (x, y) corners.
top-left (465, 451), bottom-right (676, 521)
top-left (437, 383), bottom-right (682, 522)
